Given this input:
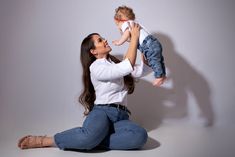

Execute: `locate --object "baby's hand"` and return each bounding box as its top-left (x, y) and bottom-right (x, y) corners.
top-left (152, 76), bottom-right (167, 87)
top-left (112, 40), bottom-right (120, 46)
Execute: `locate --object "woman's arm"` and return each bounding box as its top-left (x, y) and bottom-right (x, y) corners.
top-left (131, 60), bottom-right (144, 78)
top-left (124, 22), bottom-right (140, 67)
top-left (90, 59), bottom-right (134, 81)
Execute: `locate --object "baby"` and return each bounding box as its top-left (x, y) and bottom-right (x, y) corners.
top-left (113, 5), bottom-right (166, 87)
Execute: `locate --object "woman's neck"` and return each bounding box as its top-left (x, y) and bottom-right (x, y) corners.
top-left (96, 54), bottom-right (108, 59)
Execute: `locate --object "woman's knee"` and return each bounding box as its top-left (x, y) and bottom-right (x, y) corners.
top-left (134, 127), bottom-right (148, 148)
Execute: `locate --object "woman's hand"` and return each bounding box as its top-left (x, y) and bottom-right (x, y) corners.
top-left (128, 22), bottom-right (140, 42)
top-left (141, 53), bottom-right (149, 66)
top-left (124, 22), bottom-right (140, 67)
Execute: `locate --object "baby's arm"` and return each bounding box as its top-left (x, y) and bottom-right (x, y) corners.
top-left (112, 29), bottom-right (131, 46)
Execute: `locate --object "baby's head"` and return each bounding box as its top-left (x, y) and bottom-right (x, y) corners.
top-left (114, 5), bottom-right (135, 24)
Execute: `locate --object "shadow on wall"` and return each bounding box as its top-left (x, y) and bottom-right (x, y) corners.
top-left (127, 32), bottom-right (215, 131)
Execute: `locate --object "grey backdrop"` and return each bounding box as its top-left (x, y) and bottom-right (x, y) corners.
top-left (1, 0), bottom-right (235, 157)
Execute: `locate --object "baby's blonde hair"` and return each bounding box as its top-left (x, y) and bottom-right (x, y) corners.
top-left (114, 5), bottom-right (135, 21)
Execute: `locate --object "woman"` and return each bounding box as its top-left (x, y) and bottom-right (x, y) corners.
top-left (18, 23), bottom-right (148, 150)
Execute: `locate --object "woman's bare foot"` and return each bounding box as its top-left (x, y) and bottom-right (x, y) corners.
top-left (18, 135), bottom-right (54, 149)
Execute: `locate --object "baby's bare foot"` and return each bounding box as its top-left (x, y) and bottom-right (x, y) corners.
top-left (152, 77), bottom-right (166, 87)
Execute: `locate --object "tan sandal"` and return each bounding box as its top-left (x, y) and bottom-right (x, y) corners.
top-left (18, 135), bottom-right (47, 149)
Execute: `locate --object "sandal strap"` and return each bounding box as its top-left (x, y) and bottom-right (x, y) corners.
top-left (28, 135), bottom-right (47, 148)
top-left (37, 135), bottom-right (47, 147)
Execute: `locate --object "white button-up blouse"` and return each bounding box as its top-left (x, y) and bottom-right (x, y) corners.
top-left (90, 58), bottom-right (144, 106)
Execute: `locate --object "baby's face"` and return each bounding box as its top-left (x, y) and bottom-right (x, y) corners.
top-left (114, 19), bottom-right (123, 28)
top-left (114, 19), bottom-right (119, 25)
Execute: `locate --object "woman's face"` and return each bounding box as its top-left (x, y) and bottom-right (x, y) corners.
top-left (91, 34), bottom-right (111, 59)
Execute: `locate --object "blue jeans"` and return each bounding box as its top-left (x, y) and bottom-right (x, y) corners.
top-left (54, 105), bottom-right (148, 150)
top-left (138, 35), bottom-right (166, 78)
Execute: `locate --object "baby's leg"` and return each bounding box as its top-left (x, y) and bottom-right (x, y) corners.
top-left (144, 41), bottom-right (165, 77)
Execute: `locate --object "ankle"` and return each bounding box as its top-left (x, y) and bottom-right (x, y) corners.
top-left (41, 136), bottom-right (54, 147)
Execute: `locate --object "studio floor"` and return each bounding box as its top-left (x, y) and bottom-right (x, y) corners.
top-left (1, 122), bottom-right (235, 157)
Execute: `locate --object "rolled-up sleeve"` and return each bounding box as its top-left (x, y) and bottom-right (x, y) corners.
top-left (131, 60), bottom-right (144, 78)
top-left (90, 58), bottom-right (133, 81)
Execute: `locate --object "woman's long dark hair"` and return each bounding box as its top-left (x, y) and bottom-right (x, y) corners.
top-left (79, 33), bottom-right (135, 115)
